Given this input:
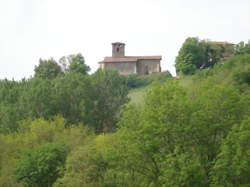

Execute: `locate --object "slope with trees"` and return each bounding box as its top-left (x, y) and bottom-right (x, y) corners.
top-left (0, 45), bottom-right (250, 187)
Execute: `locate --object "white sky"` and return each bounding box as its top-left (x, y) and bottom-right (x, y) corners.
top-left (0, 0), bottom-right (249, 80)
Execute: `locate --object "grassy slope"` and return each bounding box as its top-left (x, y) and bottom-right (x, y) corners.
top-left (128, 71), bottom-right (173, 104)
top-left (129, 54), bottom-right (250, 104)
top-left (128, 86), bottom-right (148, 105)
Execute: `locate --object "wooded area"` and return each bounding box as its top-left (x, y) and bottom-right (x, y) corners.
top-left (0, 40), bottom-right (250, 187)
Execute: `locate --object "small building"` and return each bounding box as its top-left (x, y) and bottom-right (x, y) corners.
top-left (99, 42), bottom-right (162, 75)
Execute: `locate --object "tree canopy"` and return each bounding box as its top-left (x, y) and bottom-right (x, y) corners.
top-left (34, 58), bottom-right (62, 79)
top-left (59, 53), bottom-right (90, 74)
top-left (175, 37), bottom-right (235, 75)
top-left (0, 42), bottom-right (250, 187)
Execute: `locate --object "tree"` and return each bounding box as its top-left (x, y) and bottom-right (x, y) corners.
top-left (15, 143), bottom-right (66, 187)
top-left (34, 58), bottom-right (62, 79)
top-left (90, 69), bottom-right (129, 133)
top-left (235, 41), bottom-right (250, 55)
top-left (175, 37), bottom-right (206, 75)
top-left (19, 78), bottom-right (56, 119)
top-left (52, 73), bottom-right (94, 125)
top-left (59, 53), bottom-right (90, 75)
top-left (175, 37), bottom-right (235, 75)
top-left (211, 117), bottom-right (250, 186)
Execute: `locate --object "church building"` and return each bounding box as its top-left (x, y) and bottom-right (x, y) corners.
top-left (99, 42), bottom-right (162, 75)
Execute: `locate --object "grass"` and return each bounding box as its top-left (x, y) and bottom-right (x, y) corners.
top-left (128, 86), bottom-right (149, 105)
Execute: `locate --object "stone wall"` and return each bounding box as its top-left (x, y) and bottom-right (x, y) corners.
top-left (103, 62), bottom-right (137, 75)
top-left (137, 59), bottom-right (161, 75)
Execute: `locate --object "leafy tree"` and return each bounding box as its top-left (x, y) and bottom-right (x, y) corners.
top-left (59, 53), bottom-right (90, 74)
top-left (52, 73), bottom-right (94, 125)
top-left (19, 78), bottom-right (56, 119)
top-left (235, 41), bottom-right (250, 55)
top-left (90, 69), bottom-right (129, 133)
top-left (113, 80), bottom-right (249, 186)
top-left (0, 79), bottom-right (27, 133)
top-left (211, 117), bottom-right (250, 186)
top-left (34, 58), bottom-right (62, 79)
top-left (175, 37), bottom-right (206, 75)
top-left (161, 150), bottom-right (207, 187)
top-left (54, 138), bottom-right (107, 187)
top-left (175, 38), bottom-right (235, 75)
top-left (15, 143), bottom-right (66, 187)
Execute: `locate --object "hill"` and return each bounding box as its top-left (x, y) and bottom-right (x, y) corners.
top-left (129, 54), bottom-right (250, 105)
top-left (0, 54), bottom-right (249, 187)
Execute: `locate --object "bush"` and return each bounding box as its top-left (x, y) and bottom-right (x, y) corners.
top-left (15, 143), bottom-right (67, 187)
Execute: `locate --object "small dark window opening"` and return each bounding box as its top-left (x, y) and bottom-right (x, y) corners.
top-left (116, 47), bottom-right (119, 52)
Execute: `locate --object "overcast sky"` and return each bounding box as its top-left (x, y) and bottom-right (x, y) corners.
top-left (0, 0), bottom-right (249, 80)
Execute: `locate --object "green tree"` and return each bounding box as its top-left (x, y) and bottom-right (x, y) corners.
top-left (19, 78), bottom-right (56, 119)
top-left (15, 143), bottom-right (66, 187)
top-left (175, 37), bottom-right (206, 75)
top-left (114, 80), bottom-right (249, 186)
top-left (34, 58), bottom-right (62, 79)
top-left (235, 41), bottom-right (250, 55)
top-left (211, 117), bottom-right (250, 186)
top-left (0, 79), bottom-right (27, 133)
top-left (175, 38), bottom-right (236, 75)
top-left (59, 53), bottom-right (90, 74)
top-left (90, 70), bottom-right (129, 133)
top-left (52, 73), bottom-right (94, 125)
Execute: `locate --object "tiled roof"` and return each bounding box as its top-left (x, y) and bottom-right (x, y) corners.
top-left (99, 56), bottom-right (162, 63)
top-left (128, 56), bottom-right (162, 60)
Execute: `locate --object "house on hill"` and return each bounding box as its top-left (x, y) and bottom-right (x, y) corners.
top-left (207, 41), bottom-right (235, 62)
top-left (99, 42), bottom-right (162, 75)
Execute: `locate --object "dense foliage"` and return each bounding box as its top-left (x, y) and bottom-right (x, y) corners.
top-left (0, 59), bottom-right (128, 133)
top-left (0, 50), bottom-right (250, 186)
top-left (125, 71), bottom-right (172, 89)
top-left (15, 143), bottom-right (66, 187)
top-left (175, 37), bottom-right (235, 75)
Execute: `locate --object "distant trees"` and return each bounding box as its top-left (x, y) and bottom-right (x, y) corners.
top-left (34, 53), bottom-right (90, 80)
top-left (59, 53), bottom-right (90, 74)
top-left (90, 70), bottom-right (129, 133)
top-left (34, 58), bottom-right (62, 79)
top-left (0, 63), bottom-right (129, 134)
top-left (235, 41), bottom-right (250, 55)
top-left (175, 37), bottom-right (207, 74)
top-left (55, 78), bottom-right (250, 186)
top-left (1, 44), bottom-right (250, 187)
top-left (175, 37), bottom-right (235, 75)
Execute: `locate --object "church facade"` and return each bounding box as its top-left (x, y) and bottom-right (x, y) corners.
top-left (99, 42), bottom-right (162, 75)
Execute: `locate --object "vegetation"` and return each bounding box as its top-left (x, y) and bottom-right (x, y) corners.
top-left (0, 44), bottom-right (250, 186)
top-left (175, 37), bottom-right (235, 75)
top-left (15, 143), bottom-right (66, 187)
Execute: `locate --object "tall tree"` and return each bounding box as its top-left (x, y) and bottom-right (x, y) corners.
top-left (90, 70), bottom-right (129, 133)
top-left (59, 53), bottom-right (90, 75)
top-left (175, 37), bottom-right (206, 75)
top-left (34, 58), bottom-right (62, 79)
top-left (175, 37), bottom-right (235, 75)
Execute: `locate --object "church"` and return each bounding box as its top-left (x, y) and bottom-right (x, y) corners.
top-left (99, 42), bottom-right (162, 75)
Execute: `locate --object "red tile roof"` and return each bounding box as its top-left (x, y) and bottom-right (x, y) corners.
top-left (99, 56), bottom-right (162, 63)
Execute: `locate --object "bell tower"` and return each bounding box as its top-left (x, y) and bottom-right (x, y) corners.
top-left (112, 42), bottom-right (125, 58)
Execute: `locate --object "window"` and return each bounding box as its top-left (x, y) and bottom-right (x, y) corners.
top-left (116, 47), bottom-right (119, 52)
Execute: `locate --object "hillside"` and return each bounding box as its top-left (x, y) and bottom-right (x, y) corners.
top-left (0, 54), bottom-right (249, 187)
top-left (129, 54), bottom-right (250, 105)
